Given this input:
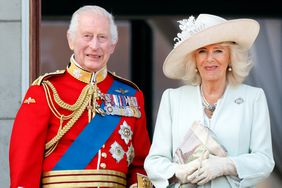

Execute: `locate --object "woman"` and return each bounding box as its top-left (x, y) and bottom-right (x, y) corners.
top-left (144, 14), bottom-right (274, 188)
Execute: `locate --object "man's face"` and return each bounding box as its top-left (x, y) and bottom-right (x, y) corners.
top-left (67, 12), bottom-right (116, 72)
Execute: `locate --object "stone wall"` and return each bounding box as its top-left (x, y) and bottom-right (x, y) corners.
top-left (0, 0), bottom-right (22, 187)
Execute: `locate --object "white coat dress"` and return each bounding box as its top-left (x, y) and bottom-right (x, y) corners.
top-left (144, 84), bottom-right (274, 188)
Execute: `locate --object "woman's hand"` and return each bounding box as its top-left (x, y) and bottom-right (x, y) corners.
top-left (187, 155), bottom-right (237, 185)
top-left (175, 150), bottom-right (209, 184)
top-left (175, 159), bottom-right (200, 183)
top-left (129, 183), bottom-right (137, 188)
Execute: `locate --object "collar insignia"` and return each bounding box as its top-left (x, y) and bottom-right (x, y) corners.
top-left (24, 97), bottom-right (36, 104)
top-left (67, 54), bottom-right (107, 84)
top-left (73, 68), bottom-right (82, 79)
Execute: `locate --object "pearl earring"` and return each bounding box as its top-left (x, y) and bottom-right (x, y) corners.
top-left (195, 68), bottom-right (198, 73)
top-left (228, 67), bottom-right (232, 72)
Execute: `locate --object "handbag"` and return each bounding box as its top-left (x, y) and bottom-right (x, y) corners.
top-left (174, 121), bottom-right (227, 164)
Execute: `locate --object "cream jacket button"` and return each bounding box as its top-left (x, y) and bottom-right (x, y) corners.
top-left (100, 163), bottom-right (106, 169)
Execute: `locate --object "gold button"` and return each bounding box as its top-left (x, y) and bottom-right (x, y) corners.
top-left (100, 163), bottom-right (106, 169)
top-left (101, 152), bottom-right (107, 158)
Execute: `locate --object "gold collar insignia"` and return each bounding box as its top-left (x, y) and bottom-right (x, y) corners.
top-left (67, 55), bottom-right (107, 84)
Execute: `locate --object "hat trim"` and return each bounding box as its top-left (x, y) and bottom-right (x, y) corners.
top-left (163, 19), bottom-right (260, 79)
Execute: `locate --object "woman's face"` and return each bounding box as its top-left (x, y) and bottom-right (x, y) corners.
top-left (194, 43), bottom-right (230, 83)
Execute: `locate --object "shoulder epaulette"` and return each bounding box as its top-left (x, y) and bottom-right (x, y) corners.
top-left (108, 71), bottom-right (140, 91)
top-left (32, 70), bottom-right (66, 86)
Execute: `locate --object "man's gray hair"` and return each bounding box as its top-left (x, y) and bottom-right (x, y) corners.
top-left (68, 5), bottom-right (118, 43)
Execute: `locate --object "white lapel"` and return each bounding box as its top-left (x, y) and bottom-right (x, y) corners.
top-left (172, 85), bottom-right (203, 150)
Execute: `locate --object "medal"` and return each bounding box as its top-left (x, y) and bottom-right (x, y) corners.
top-left (110, 141), bottom-right (125, 163)
top-left (103, 93), bottom-right (141, 118)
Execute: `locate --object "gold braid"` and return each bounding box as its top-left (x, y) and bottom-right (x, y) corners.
top-left (44, 80), bottom-right (90, 111)
top-left (42, 82), bottom-right (75, 120)
top-left (42, 80), bottom-right (94, 157)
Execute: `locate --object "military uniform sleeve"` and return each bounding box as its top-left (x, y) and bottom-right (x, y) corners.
top-left (127, 90), bottom-right (151, 187)
top-left (9, 85), bottom-right (51, 188)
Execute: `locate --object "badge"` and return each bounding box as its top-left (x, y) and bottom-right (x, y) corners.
top-left (126, 143), bottom-right (135, 166)
top-left (115, 88), bottom-right (129, 95)
top-left (24, 97), bottom-right (36, 104)
top-left (119, 121), bottom-right (133, 144)
top-left (110, 141), bottom-right (125, 163)
top-left (234, 97), bottom-right (244, 104)
top-left (73, 68), bottom-right (82, 79)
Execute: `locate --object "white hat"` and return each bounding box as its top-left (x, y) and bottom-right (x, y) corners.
top-left (163, 14), bottom-right (260, 79)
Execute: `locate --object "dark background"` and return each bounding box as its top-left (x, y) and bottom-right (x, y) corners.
top-left (42, 0), bottom-right (282, 17)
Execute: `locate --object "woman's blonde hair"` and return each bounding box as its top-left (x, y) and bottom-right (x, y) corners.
top-left (182, 42), bottom-right (253, 85)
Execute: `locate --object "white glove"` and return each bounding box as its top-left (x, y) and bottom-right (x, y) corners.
top-left (175, 150), bottom-right (209, 183)
top-left (129, 183), bottom-right (137, 188)
top-left (187, 155), bottom-right (237, 185)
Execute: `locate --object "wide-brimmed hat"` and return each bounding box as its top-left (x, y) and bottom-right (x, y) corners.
top-left (163, 14), bottom-right (260, 79)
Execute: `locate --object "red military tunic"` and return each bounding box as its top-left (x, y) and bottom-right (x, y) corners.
top-left (9, 57), bottom-right (151, 188)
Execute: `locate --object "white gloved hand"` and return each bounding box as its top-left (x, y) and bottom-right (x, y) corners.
top-left (129, 183), bottom-right (137, 188)
top-left (187, 155), bottom-right (237, 185)
top-left (175, 159), bottom-right (200, 183)
top-left (175, 150), bottom-right (209, 184)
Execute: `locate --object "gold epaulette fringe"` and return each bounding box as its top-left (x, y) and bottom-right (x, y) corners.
top-left (32, 70), bottom-right (65, 86)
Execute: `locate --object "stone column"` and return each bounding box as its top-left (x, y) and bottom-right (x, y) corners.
top-left (0, 0), bottom-right (22, 186)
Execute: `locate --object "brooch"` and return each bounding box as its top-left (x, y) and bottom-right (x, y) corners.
top-left (126, 143), bottom-right (135, 166)
top-left (234, 97), bottom-right (244, 104)
top-left (110, 141), bottom-right (125, 163)
top-left (119, 121), bottom-right (133, 144)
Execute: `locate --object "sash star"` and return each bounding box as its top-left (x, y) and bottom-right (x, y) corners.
top-left (119, 121), bottom-right (133, 144)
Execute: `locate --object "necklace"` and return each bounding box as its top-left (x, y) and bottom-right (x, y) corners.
top-left (200, 86), bottom-right (217, 118)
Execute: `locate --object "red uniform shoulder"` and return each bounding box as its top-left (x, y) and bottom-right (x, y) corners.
top-left (108, 71), bottom-right (140, 91)
top-left (32, 70), bottom-right (66, 86)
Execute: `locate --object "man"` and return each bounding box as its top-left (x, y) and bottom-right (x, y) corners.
top-left (10, 5), bottom-right (151, 188)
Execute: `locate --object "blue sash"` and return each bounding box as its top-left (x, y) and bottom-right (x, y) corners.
top-left (53, 80), bottom-right (137, 170)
